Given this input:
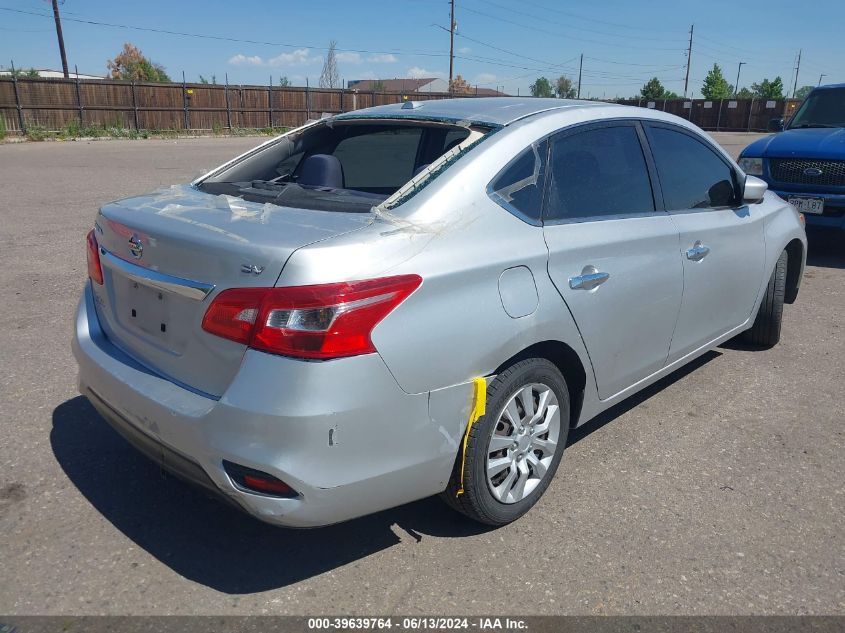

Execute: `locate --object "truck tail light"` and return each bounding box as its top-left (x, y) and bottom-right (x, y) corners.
top-left (202, 275), bottom-right (422, 359)
top-left (86, 229), bottom-right (104, 285)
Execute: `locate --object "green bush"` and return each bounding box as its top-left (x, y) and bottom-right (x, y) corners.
top-left (64, 119), bottom-right (81, 138)
top-left (0, 115), bottom-right (6, 140)
top-left (26, 124), bottom-right (49, 141)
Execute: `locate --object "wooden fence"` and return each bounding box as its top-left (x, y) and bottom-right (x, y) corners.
top-left (615, 97), bottom-right (801, 132)
top-left (0, 77), bottom-right (457, 135)
top-left (0, 77), bottom-right (802, 135)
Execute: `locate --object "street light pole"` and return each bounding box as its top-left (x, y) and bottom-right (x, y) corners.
top-left (734, 62), bottom-right (745, 98)
top-left (818, 73), bottom-right (827, 87)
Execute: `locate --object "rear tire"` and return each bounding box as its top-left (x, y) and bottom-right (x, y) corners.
top-left (743, 250), bottom-right (787, 348)
top-left (441, 358), bottom-right (569, 526)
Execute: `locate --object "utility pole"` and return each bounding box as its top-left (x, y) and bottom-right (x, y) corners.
top-left (818, 73), bottom-right (827, 87)
top-left (577, 53), bottom-right (583, 99)
top-left (448, 0), bottom-right (455, 90)
top-left (683, 24), bottom-right (694, 99)
top-left (734, 61), bottom-right (745, 98)
top-left (51, 0), bottom-right (69, 78)
top-left (791, 49), bottom-right (801, 98)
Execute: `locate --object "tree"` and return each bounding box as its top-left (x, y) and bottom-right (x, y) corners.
top-left (555, 75), bottom-right (577, 99)
top-left (278, 76), bottom-right (291, 87)
top-left (701, 63), bottom-right (732, 99)
top-left (640, 77), bottom-right (672, 100)
top-left (530, 76), bottom-right (554, 98)
top-left (107, 43), bottom-right (170, 82)
top-left (319, 40), bottom-right (340, 89)
top-left (736, 86), bottom-right (754, 99)
top-left (449, 74), bottom-right (471, 94)
top-left (371, 79), bottom-right (386, 92)
top-left (198, 74), bottom-right (216, 85)
top-left (9, 67), bottom-right (39, 78)
top-left (751, 77), bottom-right (784, 99)
top-left (794, 85), bottom-right (814, 99)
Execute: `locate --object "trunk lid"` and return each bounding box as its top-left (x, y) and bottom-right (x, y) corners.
top-left (91, 184), bottom-right (372, 397)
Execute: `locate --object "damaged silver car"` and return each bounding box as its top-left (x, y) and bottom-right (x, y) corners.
top-left (73, 98), bottom-right (806, 527)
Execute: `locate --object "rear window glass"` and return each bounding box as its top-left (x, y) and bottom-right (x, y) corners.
top-left (200, 121), bottom-right (490, 212)
top-left (334, 128), bottom-right (423, 191)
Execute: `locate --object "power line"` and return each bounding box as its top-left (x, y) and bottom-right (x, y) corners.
top-left (517, 0), bottom-right (681, 34)
top-left (471, 0), bottom-right (688, 43)
top-left (458, 5), bottom-right (686, 51)
top-left (0, 6), bottom-right (451, 58)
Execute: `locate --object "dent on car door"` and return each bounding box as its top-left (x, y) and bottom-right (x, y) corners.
top-left (541, 121), bottom-right (683, 400)
top-left (643, 123), bottom-right (766, 363)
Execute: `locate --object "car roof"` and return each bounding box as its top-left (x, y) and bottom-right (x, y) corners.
top-left (814, 83), bottom-right (845, 91)
top-left (332, 96), bottom-right (607, 127)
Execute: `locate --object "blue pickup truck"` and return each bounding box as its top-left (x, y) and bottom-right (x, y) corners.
top-left (739, 83), bottom-right (845, 230)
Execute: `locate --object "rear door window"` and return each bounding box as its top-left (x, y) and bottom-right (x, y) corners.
top-left (646, 125), bottom-right (738, 210)
top-left (333, 128), bottom-right (423, 193)
top-left (489, 141), bottom-right (548, 224)
top-left (544, 124), bottom-right (655, 221)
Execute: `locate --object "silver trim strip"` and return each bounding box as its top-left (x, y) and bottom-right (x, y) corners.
top-left (99, 248), bottom-right (216, 301)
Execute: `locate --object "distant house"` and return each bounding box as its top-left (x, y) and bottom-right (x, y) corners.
top-left (0, 68), bottom-right (105, 79)
top-left (347, 77), bottom-right (508, 96)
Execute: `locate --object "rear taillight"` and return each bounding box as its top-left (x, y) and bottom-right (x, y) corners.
top-left (86, 229), bottom-right (103, 285)
top-left (201, 275), bottom-right (422, 359)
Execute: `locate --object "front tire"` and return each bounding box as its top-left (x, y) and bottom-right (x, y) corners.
top-left (743, 250), bottom-right (787, 348)
top-left (441, 358), bottom-right (570, 526)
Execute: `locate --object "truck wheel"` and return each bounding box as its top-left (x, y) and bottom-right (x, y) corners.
top-left (441, 358), bottom-right (569, 526)
top-left (744, 250), bottom-right (788, 348)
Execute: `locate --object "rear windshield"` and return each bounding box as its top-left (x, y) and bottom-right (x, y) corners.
top-left (788, 87), bottom-right (845, 129)
top-left (199, 121), bottom-right (481, 212)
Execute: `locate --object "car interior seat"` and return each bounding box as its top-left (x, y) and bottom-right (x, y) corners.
top-left (297, 154), bottom-right (345, 189)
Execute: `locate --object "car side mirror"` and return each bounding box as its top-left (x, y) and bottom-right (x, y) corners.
top-left (743, 175), bottom-right (768, 203)
top-left (767, 117), bottom-right (784, 132)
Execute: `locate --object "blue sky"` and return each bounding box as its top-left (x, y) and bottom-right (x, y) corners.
top-left (1, 0), bottom-right (843, 97)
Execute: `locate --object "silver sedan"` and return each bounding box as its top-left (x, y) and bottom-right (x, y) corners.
top-left (73, 98), bottom-right (806, 527)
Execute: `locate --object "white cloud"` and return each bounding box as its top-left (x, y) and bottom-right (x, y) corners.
top-left (336, 51), bottom-right (362, 64)
top-left (268, 48), bottom-right (320, 67)
top-left (228, 54), bottom-right (263, 66)
top-left (229, 49), bottom-right (321, 67)
top-left (367, 53), bottom-right (398, 63)
top-left (457, 46), bottom-right (472, 54)
top-left (475, 72), bottom-right (497, 84)
top-left (407, 66), bottom-right (444, 79)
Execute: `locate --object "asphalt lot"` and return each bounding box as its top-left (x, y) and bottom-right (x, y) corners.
top-left (0, 134), bottom-right (843, 616)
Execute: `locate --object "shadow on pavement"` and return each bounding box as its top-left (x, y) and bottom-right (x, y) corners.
top-left (52, 350), bottom-right (721, 594)
top-left (51, 396), bottom-right (491, 595)
top-left (806, 227), bottom-right (844, 269)
top-left (567, 350), bottom-right (721, 448)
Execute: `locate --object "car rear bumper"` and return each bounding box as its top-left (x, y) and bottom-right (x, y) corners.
top-left (72, 283), bottom-right (468, 527)
top-left (771, 188), bottom-right (845, 229)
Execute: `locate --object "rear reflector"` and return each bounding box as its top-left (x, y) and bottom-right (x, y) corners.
top-left (202, 274), bottom-right (422, 359)
top-left (86, 229), bottom-right (104, 285)
top-left (222, 460), bottom-right (297, 498)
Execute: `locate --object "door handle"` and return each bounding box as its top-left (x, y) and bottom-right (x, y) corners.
top-left (686, 241), bottom-right (710, 262)
top-left (569, 266), bottom-right (610, 291)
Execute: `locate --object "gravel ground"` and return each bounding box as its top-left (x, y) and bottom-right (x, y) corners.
top-left (0, 134), bottom-right (842, 616)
